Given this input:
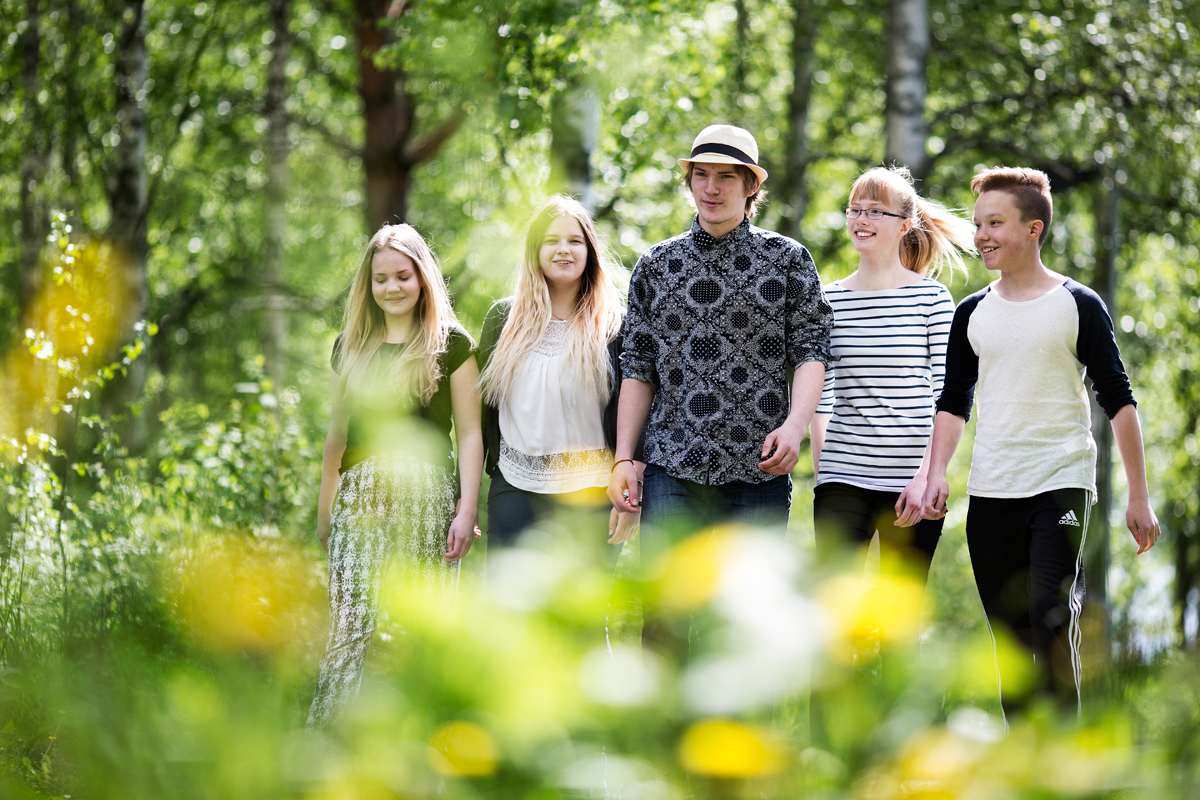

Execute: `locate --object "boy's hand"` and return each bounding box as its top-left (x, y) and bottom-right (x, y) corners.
top-left (1128, 498), bottom-right (1160, 554)
top-left (759, 421), bottom-right (803, 475)
top-left (921, 475), bottom-right (950, 520)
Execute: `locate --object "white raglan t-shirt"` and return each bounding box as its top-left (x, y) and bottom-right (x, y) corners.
top-left (936, 279), bottom-right (1135, 498)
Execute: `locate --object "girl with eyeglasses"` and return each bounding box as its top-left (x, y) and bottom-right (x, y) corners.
top-left (810, 166), bottom-right (975, 643)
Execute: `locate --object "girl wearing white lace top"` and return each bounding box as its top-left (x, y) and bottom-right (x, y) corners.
top-left (479, 196), bottom-right (642, 559)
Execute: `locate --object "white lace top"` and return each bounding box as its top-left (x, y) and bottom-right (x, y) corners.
top-left (498, 319), bottom-right (614, 493)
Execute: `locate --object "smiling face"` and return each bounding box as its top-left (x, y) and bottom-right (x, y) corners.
top-left (538, 215), bottom-right (590, 297)
top-left (846, 195), bottom-right (912, 257)
top-left (690, 163), bottom-right (755, 238)
top-left (973, 190), bottom-right (1044, 273)
top-left (370, 247), bottom-right (423, 325)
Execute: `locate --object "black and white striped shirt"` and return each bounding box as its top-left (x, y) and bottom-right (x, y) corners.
top-left (815, 278), bottom-right (954, 492)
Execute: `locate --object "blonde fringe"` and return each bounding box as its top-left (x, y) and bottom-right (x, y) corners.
top-left (850, 166), bottom-right (977, 279)
top-left (480, 196), bottom-right (625, 407)
top-left (336, 224), bottom-right (460, 408)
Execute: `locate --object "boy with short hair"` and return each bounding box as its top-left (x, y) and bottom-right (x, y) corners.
top-left (609, 124), bottom-right (833, 657)
top-left (921, 167), bottom-right (1159, 709)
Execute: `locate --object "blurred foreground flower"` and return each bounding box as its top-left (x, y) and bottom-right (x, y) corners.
top-left (857, 707), bottom-right (1142, 798)
top-left (169, 534), bottom-right (321, 656)
top-left (656, 525), bottom-right (734, 611)
top-left (817, 571), bottom-right (925, 663)
top-left (428, 721), bottom-right (499, 777)
top-left (679, 718), bottom-right (784, 777)
top-left (655, 526), bottom-right (827, 714)
top-left (579, 643), bottom-right (665, 707)
top-left (951, 627), bottom-right (1037, 703)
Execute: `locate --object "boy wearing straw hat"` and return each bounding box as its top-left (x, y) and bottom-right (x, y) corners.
top-left (608, 124), bottom-right (833, 653)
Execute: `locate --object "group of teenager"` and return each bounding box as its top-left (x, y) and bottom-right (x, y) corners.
top-left (305, 124), bottom-right (1161, 729)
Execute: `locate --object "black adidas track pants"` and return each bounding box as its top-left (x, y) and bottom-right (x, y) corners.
top-left (965, 488), bottom-right (1091, 709)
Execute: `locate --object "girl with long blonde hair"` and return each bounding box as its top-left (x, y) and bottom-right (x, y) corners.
top-left (478, 195), bottom-right (641, 557)
top-left (810, 165), bottom-right (975, 635)
top-left (308, 224), bottom-right (482, 728)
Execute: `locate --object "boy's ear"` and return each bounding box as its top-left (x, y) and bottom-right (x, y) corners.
top-left (1028, 219), bottom-right (1044, 241)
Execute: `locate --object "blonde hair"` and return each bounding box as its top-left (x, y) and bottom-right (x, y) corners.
top-left (849, 166), bottom-right (976, 278)
top-left (480, 195), bottom-right (625, 405)
top-left (336, 224), bottom-right (459, 407)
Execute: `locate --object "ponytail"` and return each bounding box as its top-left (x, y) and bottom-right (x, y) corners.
top-left (849, 166), bottom-right (976, 279)
top-left (901, 195), bottom-right (977, 278)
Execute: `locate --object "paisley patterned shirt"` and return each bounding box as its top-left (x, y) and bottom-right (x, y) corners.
top-left (621, 216), bottom-right (834, 485)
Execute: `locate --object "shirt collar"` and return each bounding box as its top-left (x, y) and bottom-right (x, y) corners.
top-left (690, 215), bottom-right (751, 249)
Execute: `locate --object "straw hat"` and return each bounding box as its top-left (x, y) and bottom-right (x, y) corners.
top-left (677, 124), bottom-right (768, 184)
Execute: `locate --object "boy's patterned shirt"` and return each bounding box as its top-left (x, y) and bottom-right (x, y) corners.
top-left (621, 216), bottom-right (834, 485)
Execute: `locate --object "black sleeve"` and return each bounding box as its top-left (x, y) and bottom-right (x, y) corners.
top-left (935, 290), bottom-right (985, 421)
top-left (605, 317), bottom-right (646, 462)
top-left (442, 326), bottom-right (476, 376)
top-left (477, 300), bottom-right (511, 477)
top-left (477, 299), bottom-right (512, 374)
top-left (330, 334), bottom-right (345, 374)
top-left (1066, 281), bottom-right (1136, 419)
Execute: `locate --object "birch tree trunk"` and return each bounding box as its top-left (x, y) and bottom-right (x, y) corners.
top-left (549, 86), bottom-right (600, 211)
top-left (1085, 178), bottom-right (1118, 669)
top-left (20, 0), bottom-right (48, 313)
top-left (777, 0), bottom-right (816, 241)
top-left (104, 0), bottom-right (150, 455)
top-left (731, 0), bottom-right (749, 121)
top-left (263, 0), bottom-right (291, 394)
top-left (884, 0), bottom-right (930, 178)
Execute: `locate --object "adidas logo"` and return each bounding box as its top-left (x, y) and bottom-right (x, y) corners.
top-left (1059, 510), bottom-right (1081, 527)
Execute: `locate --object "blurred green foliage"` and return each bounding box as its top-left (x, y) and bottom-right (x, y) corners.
top-left (2, 0), bottom-right (1200, 796)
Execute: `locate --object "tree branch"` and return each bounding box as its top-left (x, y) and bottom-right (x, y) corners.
top-left (403, 109), bottom-right (465, 165)
top-left (291, 113), bottom-right (361, 158)
top-left (145, 17), bottom-right (220, 210)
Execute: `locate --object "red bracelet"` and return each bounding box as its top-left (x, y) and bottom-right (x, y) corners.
top-left (611, 458), bottom-right (634, 473)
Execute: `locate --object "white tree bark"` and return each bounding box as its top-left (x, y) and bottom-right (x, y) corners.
top-left (263, 0), bottom-right (291, 395)
top-left (884, 0), bottom-right (930, 177)
top-left (778, 0), bottom-right (816, 240)
top-left (549, 85), bottom-right (600, 211)
top-left (105, 0), bottom-right (149, 453)
top-left (20, 0), bottom-right (48, 312)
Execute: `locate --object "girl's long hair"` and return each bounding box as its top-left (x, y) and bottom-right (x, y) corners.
top-left (849, 166), bottom-right (976, 278)
top-left (480, 195), bottom-right (625, 405)
top-left (336, 224), bottom-right (459, 407)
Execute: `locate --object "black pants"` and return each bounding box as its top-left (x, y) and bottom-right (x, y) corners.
top-left (812, 481), bottom-right (943, 580)
top-left (485, 470), bottom-right (621, 568)
top-left (966, 489), bottom-right (1090, 709)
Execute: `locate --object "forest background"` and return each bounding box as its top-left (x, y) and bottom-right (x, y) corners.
top-left (2, 0), bottom-right (1200, 797)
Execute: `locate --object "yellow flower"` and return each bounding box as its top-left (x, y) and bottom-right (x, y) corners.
top-left (428, 721), bottom-right (499, 777)
top-left (678, 718), bottom-right (784, 778)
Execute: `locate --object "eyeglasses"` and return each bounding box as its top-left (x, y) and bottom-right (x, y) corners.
top-left (845, 207), bottom-right (907, 221)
